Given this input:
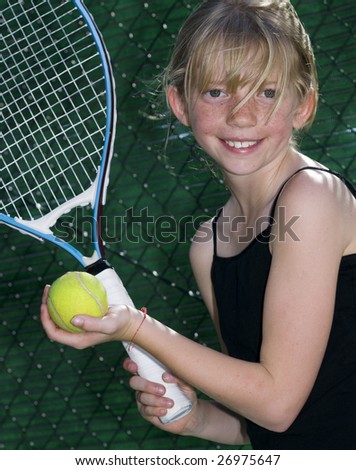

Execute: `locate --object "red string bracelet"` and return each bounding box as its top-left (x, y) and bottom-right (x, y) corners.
top-left (128, 307), bottom-right (147, 352)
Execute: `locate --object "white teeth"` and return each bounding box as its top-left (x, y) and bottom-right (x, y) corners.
top-left (226, 140), bottom-right (257, 149)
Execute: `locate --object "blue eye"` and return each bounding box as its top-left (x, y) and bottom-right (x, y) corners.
top-left (206, 89), bottom-right (225, 98)
top-left (263, 89), bottom-right (276, 99)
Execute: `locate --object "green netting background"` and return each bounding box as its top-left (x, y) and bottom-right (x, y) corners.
top-left (1, 0), bottom-right (355, 450)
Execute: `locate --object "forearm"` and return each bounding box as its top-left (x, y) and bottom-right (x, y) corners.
top-left (126, 309), bottom-right (275, 430)
top-left (187, 399), bottom-right (250, 446)
top-left (46, 301), bottom-right (300, 432)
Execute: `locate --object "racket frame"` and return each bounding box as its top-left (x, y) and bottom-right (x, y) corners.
top-left (1, 0), bottom-right (193, 424)
top-left (1, 0), bottom-right (116, 267)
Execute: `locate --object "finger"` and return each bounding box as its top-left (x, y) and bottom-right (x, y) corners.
top-left (41, 285), bottom-right (50, 304)
top-left (71, 305), bottom-right (130, 335)
top-left (137, 390), bottom-right (174, 409)
top-left (130, 375), bottom-right (166, 397)
top-left (40, 300), bottom-right (59, 336)
top-left (162, 371), bottom-right (180, 384)
top-left (40, 289), bottom-right (78, 343)
top-left (123, 358), bottom-right (139, 375)
top-left (70, 313), bottom-right (118, 335)
top-left (40, 303), bottom-right (81, 344)
top-left (135, 389), bottom-right (174, 422)
top-left (138, 402), bottom-right (172, 420)
top-left (160, 372), bottom-right (196, 405)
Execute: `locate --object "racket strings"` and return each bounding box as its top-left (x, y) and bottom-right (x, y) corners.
top-left (2, 0), bottom-right (108, 221)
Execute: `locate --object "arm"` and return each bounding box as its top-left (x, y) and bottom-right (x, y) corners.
top-left (41, 172), bottom-right (348, 432)
top-left (189, 218), bottom-right (228, 354)
top-left (124, 358), bottom-right (250, 445)
top-left (41, 286), bottom-right (249, 445)
top-left (121, 217), bottom-right (249, 445)
top-left (125, 175), bottom-right (341, 431)
top-left (187, 217), bottom-right (249, 443)
top-left (132, 172), bottom-right (345, 431)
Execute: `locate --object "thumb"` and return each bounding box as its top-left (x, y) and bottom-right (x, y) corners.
top-left (71, 305), bottom-right (130, 336)
top-left (71, 314), bottom-right (113, 333)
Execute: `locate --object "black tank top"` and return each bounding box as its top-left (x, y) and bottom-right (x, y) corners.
top-left (211, 167), bottom-right (356, 449)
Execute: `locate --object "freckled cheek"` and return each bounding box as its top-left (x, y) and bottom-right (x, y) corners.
top-left (190, 116), bottom-right (215, 139)
top-left (190, 103), bottom-right (223, 128)
top-left (189, 121), bottom-right (218, 154)
top-left (266, 112), bottom-right (295, 135)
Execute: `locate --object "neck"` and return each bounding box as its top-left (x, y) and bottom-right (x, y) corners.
top-left (222, 149), bottom-right (300, 218)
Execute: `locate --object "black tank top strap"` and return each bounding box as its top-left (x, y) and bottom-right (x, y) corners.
top-left (212, 208), bottom-right (223, 256)
top-left (212, 168), bottom-right (355, 253)
top-left (270, 166), bottom-right (356, 218)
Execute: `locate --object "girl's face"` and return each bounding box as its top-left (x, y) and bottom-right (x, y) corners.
top-left (168, 70), bottom-right (313, 179)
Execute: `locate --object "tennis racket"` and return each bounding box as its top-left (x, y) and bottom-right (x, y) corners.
top-left (1, 0), bottom-right (192, 424)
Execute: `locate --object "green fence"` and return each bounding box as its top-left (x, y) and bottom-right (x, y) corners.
top-left (1, 0), bottom-right (355, 450)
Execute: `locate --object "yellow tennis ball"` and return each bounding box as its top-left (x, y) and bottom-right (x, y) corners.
top-left (47, 271), bottom-right (108, 333)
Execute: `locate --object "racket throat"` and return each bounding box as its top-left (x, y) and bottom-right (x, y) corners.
top-left (86, 258), bottom-right (112, 275)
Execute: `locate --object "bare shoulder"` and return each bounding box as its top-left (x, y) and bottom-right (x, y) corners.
top-left (189, 217), bottom-right (215, 268)
top-left (272, 168), bottom-right (356, 256)
top-left (189, 216), bottom-right (217, 314)
top-left (278, 168), bottom-right (352, 207)
top-left (189, 215), bottom-right (227, 350)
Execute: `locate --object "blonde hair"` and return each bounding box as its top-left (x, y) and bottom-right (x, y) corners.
top-left (164, 0), bottom-right (318, 129)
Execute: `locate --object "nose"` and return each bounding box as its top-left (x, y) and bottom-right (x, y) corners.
top-left (227, 98), bottom-right (257, 128)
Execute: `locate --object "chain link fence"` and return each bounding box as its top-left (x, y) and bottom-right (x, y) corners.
top-left (1, 0), bottom-right (355, 450)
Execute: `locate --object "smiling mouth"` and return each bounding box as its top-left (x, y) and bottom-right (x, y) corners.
top-left (225, 140), bottom-right (259, 149)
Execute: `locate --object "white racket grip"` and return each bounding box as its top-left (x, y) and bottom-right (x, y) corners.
top-left (96, 267), bottom-right (135, 308)
top-left (95, 268), bottom-right (192, 424)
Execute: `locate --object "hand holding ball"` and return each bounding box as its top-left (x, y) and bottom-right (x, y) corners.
top-left (47, 272), bottom-right (108, 332)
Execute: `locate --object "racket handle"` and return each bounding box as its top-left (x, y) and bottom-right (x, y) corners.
top-left (94, 263), bottom-right (135, 308)
top-left (95, 266), bottom-right (192, 424)
top-left (121, 341), bottom-right (193, 423)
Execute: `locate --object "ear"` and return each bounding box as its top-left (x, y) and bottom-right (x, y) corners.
top-left (293, 89), bottom-right (316, 130)
top-left (167, 86), bottom-right (190, 126)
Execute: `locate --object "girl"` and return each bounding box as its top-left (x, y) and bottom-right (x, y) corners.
top-left (41, 0), bottom-right (356, 449)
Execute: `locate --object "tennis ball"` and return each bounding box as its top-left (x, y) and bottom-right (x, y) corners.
top-left (47, 271), bottom-right (108, 333)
